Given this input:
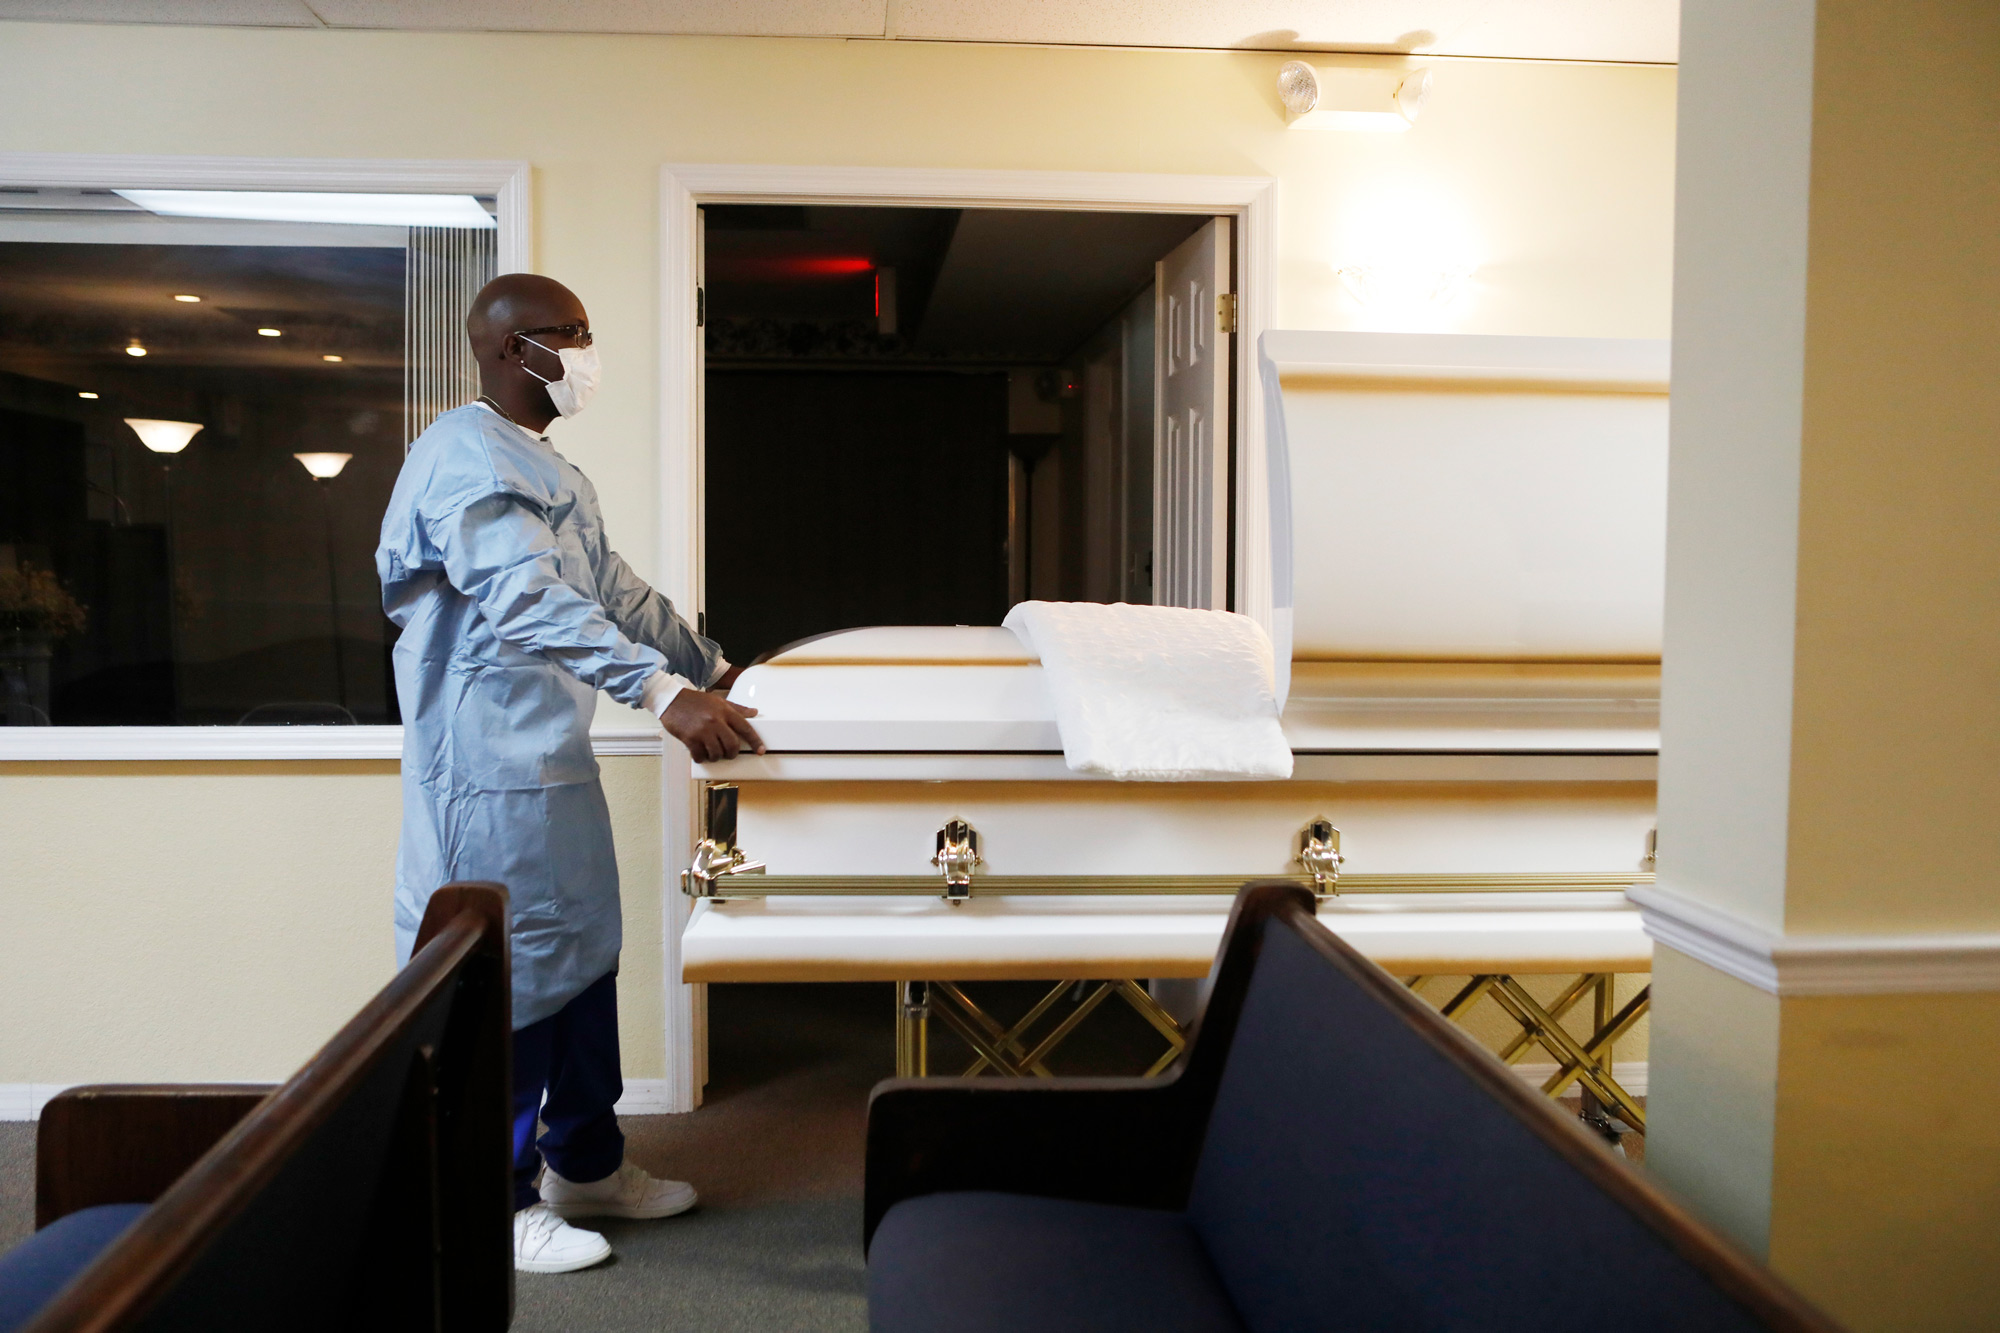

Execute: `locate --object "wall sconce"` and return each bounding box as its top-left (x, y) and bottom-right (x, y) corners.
top-left (294, 452), bottom-right (353, 480)
top-left (1329, 182), bottom-right (1481, 327)
top-left (1336, 260), bottom-right (1477, 312)
top-left (1278, 62), bottom-right (1431, 132)
top-left (125, 418), bottom-right (203, 453)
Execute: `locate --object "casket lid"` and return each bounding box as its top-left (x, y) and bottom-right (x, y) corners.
top-left (725, 628), bottom-right (1658, 765)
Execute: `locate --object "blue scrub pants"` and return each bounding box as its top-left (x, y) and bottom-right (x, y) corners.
top-left (513, 970), bottom-right (626, 1211)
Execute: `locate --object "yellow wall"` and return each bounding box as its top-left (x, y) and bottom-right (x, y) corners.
top-left (1769, 988), bottom-right (2000, 1331)
top-left (1781, 0), bottom-right (2000, 936)
top-left (1644, 947), bottom-right (1782, 1253)
top-left (0, 756), bottom-right (663, 1084)
top-left (0, 22), bottom-right (1677, 1091)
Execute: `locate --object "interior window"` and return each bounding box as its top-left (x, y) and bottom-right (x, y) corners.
top-left (0, 187), bottom-right (494, 725)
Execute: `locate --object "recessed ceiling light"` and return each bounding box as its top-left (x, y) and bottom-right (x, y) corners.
top-left (78, 391), bottom-right (100, 399)
top-left (258, 328), bottom-right (281, 337)
top-left (173, 294), bottom-right (201, 303)
top-left (125, 341), bottom-right (147, 357)
top-left (322, 354), bottom-right (344, 363)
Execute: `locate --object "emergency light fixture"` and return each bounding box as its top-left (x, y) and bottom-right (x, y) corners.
top-left (294, 452), bottom-right (352, 480)
top-left (126, 418), bottom-right (203, 454)
top-left (1278, 62), bottom-right (1431, 131)
top-left (114, 190), bottom-right (497, 230)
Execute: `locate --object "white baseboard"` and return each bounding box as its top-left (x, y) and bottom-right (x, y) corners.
top-left (612, 1079), bottom-right (684, 1115)
top-left (0, 1084), bottom-right (77, 1122)
top-left (1512, 1061), bottom-right (1648, 1096)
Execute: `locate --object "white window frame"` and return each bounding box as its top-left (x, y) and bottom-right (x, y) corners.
top-left (654, 164), bottom-right (1278, 1111)
top-left (0, 152), bottom-right (612, 760)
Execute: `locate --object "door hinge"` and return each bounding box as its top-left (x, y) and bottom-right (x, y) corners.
top-left (1217, 292), bottom-right (1238, 334)
top-left (696, 285), bottom-right (705, 328)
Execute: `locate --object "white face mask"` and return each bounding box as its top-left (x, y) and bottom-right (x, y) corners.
top-left (519, 336), bottom-right (601, 418)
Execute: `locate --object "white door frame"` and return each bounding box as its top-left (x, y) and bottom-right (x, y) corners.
top-left (655, 164), bottom-right (1277, 1111)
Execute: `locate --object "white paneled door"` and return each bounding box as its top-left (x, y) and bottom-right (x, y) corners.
top-left (1154, 217), bottom-right (1232, 609)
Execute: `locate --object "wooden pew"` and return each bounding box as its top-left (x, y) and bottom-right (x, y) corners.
top-left (5, 883), bottom-right (512, 1333)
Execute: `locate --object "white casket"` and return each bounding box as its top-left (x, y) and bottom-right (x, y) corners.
top-left (682, 332), bottom-right (1668, 988)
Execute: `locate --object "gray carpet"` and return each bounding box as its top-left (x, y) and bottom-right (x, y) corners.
top-left (0, 1119), bottom-right (30, 1254)
top-left (512, 983), bottom-right (894, 1331)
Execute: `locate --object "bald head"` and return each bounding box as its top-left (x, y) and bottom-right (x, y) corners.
top-left (467, 273), bottom-right (587, 360)
top-left (466, 274), bottom-right (591, 431)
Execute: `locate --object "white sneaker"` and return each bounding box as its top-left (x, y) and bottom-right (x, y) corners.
top-left (541, 1160), bottom-right (698, 1221)
top-left (513, 1202), bottom-right (612, 1274)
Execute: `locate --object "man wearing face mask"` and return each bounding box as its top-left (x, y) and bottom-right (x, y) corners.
top-left (377, 273), bottom-right (763, 1275)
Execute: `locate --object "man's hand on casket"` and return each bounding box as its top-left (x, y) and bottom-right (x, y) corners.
top-left (662, 688), bottom-right (764, 762)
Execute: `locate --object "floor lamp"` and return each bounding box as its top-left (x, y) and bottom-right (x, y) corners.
top-left (295, 452), bottom-right (354, 710)
top-left (126, 418), bottom-right (203, 720)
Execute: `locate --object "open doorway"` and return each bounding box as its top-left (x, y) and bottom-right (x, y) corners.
top-left (699, 204), bottom-right (1230, 662)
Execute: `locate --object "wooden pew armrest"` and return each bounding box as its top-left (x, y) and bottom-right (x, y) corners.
top-left (36, 1085), bottom-right (275, 1228)
top-left (863, 1076), bottom-right (1204, 1251)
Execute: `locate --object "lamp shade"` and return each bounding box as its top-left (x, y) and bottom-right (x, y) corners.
top-left (125, 418), bottom-right (203, 453)
top-left (294, 451), bottom-right (352, 479)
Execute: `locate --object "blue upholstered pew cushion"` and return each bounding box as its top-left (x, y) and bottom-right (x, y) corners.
top-left (0, 1204), bottom-right (149, 1333)
top-left (869, 1191), bottom-right (1245, 1333)
top-left (1186, 925), bottom-right (1769, 1332)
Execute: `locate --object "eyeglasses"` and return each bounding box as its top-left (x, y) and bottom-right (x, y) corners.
top-left (513, 323), bottom-right (594, 347)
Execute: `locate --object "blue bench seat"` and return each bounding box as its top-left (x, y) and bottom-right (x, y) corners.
top-left (0, 1205), bottom-right (148, 1333)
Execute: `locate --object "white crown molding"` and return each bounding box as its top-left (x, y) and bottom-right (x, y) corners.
top-left (0, 726), bottom-right (663, 761)
top-left (1629, 883), bottom-right (2000, 996)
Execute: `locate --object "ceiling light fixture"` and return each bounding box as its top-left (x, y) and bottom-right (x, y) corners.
top-left (78, 391), bottom-right (99, 400)
top-left (1278, 62), bottom-right (1432, 132)
top-left (125, 341), bottom-right (147, 357)
top-left (258, 328), bottom-right (282, 337)
top-left (293, 452), bottom-right (352, 480)
top-left (126, 418), bottom-right (203, 454)
top-left (173, 293), bottom-right (201, 303)
top-left (322, 354), bottom-right (344, 363)
top-left (114, 189), bottom-right (497, 230)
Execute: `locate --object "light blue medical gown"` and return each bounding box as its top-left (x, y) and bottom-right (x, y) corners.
top-left (377, 404), bottom-right (722, 1029)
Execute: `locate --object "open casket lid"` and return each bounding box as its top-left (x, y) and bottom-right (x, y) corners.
top-left (722, 333), bottom-right (1670, 762)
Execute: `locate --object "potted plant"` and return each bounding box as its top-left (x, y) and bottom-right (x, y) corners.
top-left (0, 562), bottom-right (88, 725)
